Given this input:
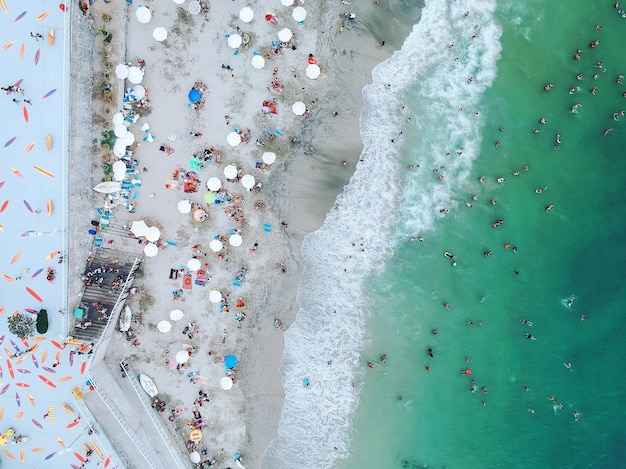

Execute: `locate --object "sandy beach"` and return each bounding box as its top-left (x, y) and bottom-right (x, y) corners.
top-left (66, 0), bottom-right (393, 467)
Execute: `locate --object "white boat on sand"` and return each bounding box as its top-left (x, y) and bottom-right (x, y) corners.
top-left (139, 374), bottom-right (158, 397)
top-left (119, 306), bottom-right (132, 332)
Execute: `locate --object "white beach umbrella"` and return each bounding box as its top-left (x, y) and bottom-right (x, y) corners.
top-left (172, 0), bottom-right (185, 4)
top-left (241, 174), bottom-right (255, 190)
top-left (227, 34), bottom-right (242, 49)
top-left (143, 242), bottom-right (158, 257)
top-left (220, 376), bottom-right (233, 390)
top-left (127, 66), bottom-right (144, 85)
top-left (292, 101), bottom-right (306, 116)
top-left (115, 64), bottom-right (129, 80)
top-left (190, 452), bottom-right (201, 464)
top-left (112, 160), bottom-right (127, 182)
top-left (280, 0), bottom-right (294, 5)
top-left (187, 258), bottom-right (202, 271)
top-left (131, 85), bottom-right (146, 100)
top-left (93, 181), bottom-right (121, 194)
top-left (229, 233), bottom-right (243, 247)
top-left (131, 220), bottom-right (150, 237)
top-left (278, 28), bottom-right (293, 42)
top-left (145, 226), bottom-right (161, 242)
top-left (176, 350), bottom-right (190, 364)
top-left (209, 239), bottom-right (223, 252)
top-left (206, 177), bottom-right (221, 191)
top-left (292, 6), bottom-right (307, 22)
top-left (224, 164), bottom-right (238, 179)
top-left (157, 320), bottom-right (172, 333)
top-left (136, 6), bottom-right (152, 24)
top-left (262, 152), bottom-right (276, 164)
top-left (306, 64), bottom-right (321, 79)
top-left (239, 7), bottom-right (254, 23)
top-left (209, 290), bottom-right (223, 304)
top-left (188, 1), bottom-right (201, 14)
top-left (112, 112), bottom-right (124, 126)
top-left (113, 140), bottom-right (126, 157)
top-left (121, 131), bottom-right (136, 146)
top-left (251, 55), bottom-right (265, 69)
top-left (113, 125), bottom-right (128, 138)
top-left (227, 131), bottom-right (241, 147)
top-left (153, 27), bottom-right (167, 42)
top-left (177, 199), bottom-right (192, 214)
top-left (170, 309), bottom-right (184, 321)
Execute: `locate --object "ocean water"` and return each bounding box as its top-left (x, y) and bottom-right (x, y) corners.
top-left (263, 1), bottom-right (626, 468)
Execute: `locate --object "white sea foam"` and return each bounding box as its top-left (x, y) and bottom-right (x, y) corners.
top-left (261, 1), bottom-right (501, 468)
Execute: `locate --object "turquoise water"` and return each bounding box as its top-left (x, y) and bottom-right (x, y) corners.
top-left (338, 1), bottom-right (626, 468)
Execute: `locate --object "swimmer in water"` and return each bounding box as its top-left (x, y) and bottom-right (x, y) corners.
top-left (427, 348), bottom-right (434, 358)
top-left (546, 204), bottom-right (554, 212)
top-left (380, 354), bottom-right (387, 364)
top-left (367, 362), bottom-right (375, 370)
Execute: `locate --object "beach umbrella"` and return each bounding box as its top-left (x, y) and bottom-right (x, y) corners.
top-left (113, 140), bottom-right (126, 157)
top-left (188, 88), bottom-right (201, 103)
top-left (177, 200), bottom-right (192, 214)
top-left (280, 0), bottom-right (294, 5)
top-left (262, 152), bottom-right (276, 164)
top-left (129, 85), bottom-right (146, 100)
top-left (189, 429), bottom-right (202, 443)
top-left (93, 181), bottom-right (121, 194)
top-left (241, 174), bottom-right (255, 190)
top-left (306, 64), bottom-right (320, 80)
top-left (224, 164), bottom-right (238, 180)
top-left (206, 177), bottom-right (221, 191)
top-left (203, 192), bottom-right (216, 204)
top-left (169, 309), bottom-right (184, 321)
top-left (112, 161), bottom-right (127, 182)
top-left (227, 34), bottom-right (242, 49)
top-left (112, 112), bottom-right (124, 126)
top-left (152, 27), bottom-right (167, 42)
top-left (157, 320), bottom-right (171, 333)
top-left (175, 350), bottom-right (190, 364)
top-left (115, 64), bottom-right (129, 80)
top-left (224, 355), bottom-right (238, 369)
top-left (239, 7), bottom-right (254, 23)
top-left (292, 6), bottom-right (306, 22)
top-left (145, 226), bottom-right (161, 242)
top-left (209, 290), bottom-right (222, 304)
top-left (136, 6), bottom-right (152, 23)
top-left (190, 452), bottom-right (201, 464)
top-left (113, 125), bottom-right (128, 138)
top-left (292, 101), bottom-right (306, 116)
top-left (209, 239), bottom-right (223, 252)
top-left (229, 233), bottom-right (242, 247)
top-left (121, 131), bottom-right (136, 147)
top-left (188, 1), bottom-right (201, 14)
top-left (187, 258), bottom-right (201, 271)
top-left (220, 376), bottom-right (233, 390)
top-left (143, 242), bottom-right (158, 257)
top-left (278, 28), bottom-right (292, 42)
top-left (227, 132), bottom-right (241, 147)
top-left (251, 55), bottom-right (265, 69)
top-left (172, 0), bottom-right (184, 4)
top-left (131, 220), bottom-right (150, 237)
top-left (127, 66), bottom-right (144, 85)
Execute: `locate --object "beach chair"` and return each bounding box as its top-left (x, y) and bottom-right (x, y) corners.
top-left (274, 129), bottom-right (283, 137)
top-left (132, 192), bottom-right (138, 200)
top-left (94, 237), bottom-right (103, 248)
top-left (264, 224), bottom-right (272, 233)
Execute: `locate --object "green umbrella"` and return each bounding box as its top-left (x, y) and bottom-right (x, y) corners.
top-left (203, 192), bottom-right (216, 204)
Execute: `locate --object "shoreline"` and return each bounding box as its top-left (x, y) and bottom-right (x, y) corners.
top-left (71, 0), bottom-right (404, 467)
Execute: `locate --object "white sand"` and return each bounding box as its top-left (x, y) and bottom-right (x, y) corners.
top-left (72, 0), bottom-right (392, 466)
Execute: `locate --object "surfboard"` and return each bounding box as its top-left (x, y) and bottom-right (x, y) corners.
top-left (38, 375), bottom-right (56, 388)
top-left (41, 350), bottom-right (48, 363)
top-left (48, 29), bottom-right (54, 46)
top-left (139, 374), bottom-right (159, 397)
top-left (80, 361), bottom-right (87, 375)
top-left (19, 449), bottom-right (24, 463)
top-left (33, 165), bottom-right (54, 178)
top-left (42, 366), bottom-right (56, 374)
top-left (90, 440), bottom-right (103, 458)
top-left (34, 49), bottom-right (40, 66)
top-left (47, 199), bottom-right (52, 216)
top-left (56, 436), bottom-right (65, 448)
top-left (15, 392), bottom-right (20, 407)
top-left (119, 306), bottom-right (132, 332)
top-left (7, 360), bottom-right (13, 379)
top-left (46, 134), bottom-right (52, 151)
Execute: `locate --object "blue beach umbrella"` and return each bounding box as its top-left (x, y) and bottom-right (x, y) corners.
top-left (224, 355), bottom-right (238, 369)
top-left (188, 88), bottom-right (201, 103)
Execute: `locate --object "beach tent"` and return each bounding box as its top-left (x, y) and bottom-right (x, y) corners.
top-left (209, 239), bottom-right (223, 252)
top-left (206, 177), bottom-right (221, 191)
top-left (251, 55), bottom-right (265, 69)
top-left (224, 355), bottom-right (238, 369)
top-left (241, 174), bottom-right (255, 190)
top-left (153, 27), bottom-right (167, 42)
top-left (292, 101), bottom-right (306, 115)
top-left (188, 88), bottom-right (201, 103)
top-left (157, 320), bottom-right (171, 332)
top-left (209, 290), bottom-right (223, 303)
top-left (306, 64), bottom-right (321, 79)
top-left (292, 6), bottom-right (306, 22)
top-left (144, 243), bottom-right (158, 257)
top-left (278, 28), bottom-right (292, 43)
top-left (239, 7), bottom-right (254, 23)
